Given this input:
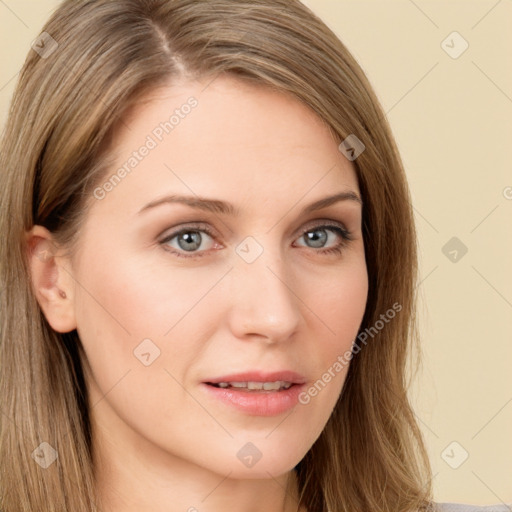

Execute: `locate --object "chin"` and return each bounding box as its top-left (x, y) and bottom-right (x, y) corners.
top-left (190, 435), bottom-right (310, 480)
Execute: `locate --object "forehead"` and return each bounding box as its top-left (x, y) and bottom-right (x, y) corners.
top-left (90, 75), bottom-right (359, 219)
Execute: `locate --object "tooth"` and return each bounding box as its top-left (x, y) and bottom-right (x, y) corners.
top-left (247, 382), bottom-right (264, 390)
top-left (217, 381), bottom-right (294, 391)
top-left (230, 382), bottom-right (247, 388)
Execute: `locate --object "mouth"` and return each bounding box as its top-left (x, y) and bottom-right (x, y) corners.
top-left (206, 380), bottom-right (294, 391)
top-left (201, 371), bottom-right (306, 416)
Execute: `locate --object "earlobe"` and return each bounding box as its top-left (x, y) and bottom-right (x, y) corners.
top-left (25, 225), bottom-right (77, 333)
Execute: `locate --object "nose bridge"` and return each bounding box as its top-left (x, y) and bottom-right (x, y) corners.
top-left (227, 237), bottom-right (301, 341)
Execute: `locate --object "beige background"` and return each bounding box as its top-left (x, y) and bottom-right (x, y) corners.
top-left (1, 0), bottom-right (511, 505)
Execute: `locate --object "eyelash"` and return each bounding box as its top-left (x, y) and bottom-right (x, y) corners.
top-left (159, 221), bottom-right (353, 259)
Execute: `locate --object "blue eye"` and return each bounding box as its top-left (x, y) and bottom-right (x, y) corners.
top-left (295, 224), bottom-right (353, 255)
top-left (160, 225), bottom-right (216, 258)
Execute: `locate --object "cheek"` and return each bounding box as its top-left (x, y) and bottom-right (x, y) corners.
top-left (72, 249), bottom-right (219, 450)
top-left (309, 257), bottom-right (368, 353)
top-left (75, 243), bottom-right (216, 339)
top-left (290, 257), bottom-right (368, 423)
top-left (72, 245), bottom-right (228, 391)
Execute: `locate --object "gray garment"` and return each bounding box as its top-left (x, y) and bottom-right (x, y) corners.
top-left (436, 503), bottom-right (511, 512)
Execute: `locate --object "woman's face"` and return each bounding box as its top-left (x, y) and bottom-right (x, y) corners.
top-left (55, 76), bottom-right (368, 478)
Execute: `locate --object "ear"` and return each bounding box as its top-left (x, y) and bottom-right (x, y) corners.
top-left (25, 225), bottom-right (77, 333)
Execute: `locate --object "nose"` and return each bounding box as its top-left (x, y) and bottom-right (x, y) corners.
top-left (226, 246), bottom-right (302, 343)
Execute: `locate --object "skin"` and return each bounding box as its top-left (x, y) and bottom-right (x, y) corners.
top-left (26, 75), bottom-right (368, 512)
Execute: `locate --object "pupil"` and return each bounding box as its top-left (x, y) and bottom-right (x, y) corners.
top-left (306, 229), bottom-right (327, 248)
top-left (178, 231), bottom-right (202, 251)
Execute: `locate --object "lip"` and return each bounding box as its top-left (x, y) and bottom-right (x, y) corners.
top-left (202, 370), bottom-right (307, 417)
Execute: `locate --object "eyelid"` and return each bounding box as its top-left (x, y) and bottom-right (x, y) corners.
top-left (159, 218), bottom-right (350, 242)
top-left (298, 218), bottom-right (350, 237)
top-left (159, 221), bottom-right (218, 241)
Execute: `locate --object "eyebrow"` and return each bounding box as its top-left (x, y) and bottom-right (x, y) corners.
top-left (137, 191), bottom-right (362, 216)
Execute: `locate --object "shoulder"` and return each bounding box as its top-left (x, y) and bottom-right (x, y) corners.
top-left (435, 503), bottom-right (512, 512)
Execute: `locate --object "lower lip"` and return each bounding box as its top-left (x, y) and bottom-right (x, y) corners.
top-left (201, 383), bottom-right (305, 416)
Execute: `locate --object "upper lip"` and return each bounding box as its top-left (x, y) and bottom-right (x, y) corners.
top-left (205, 370), bottom-right (307, 385)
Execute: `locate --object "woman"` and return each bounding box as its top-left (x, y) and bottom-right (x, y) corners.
top-left (0, 1), bottom-right (505, 511)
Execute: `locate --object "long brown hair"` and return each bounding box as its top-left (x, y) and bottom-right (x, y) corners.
top-left (0, 1), bottom-right (433, 510)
